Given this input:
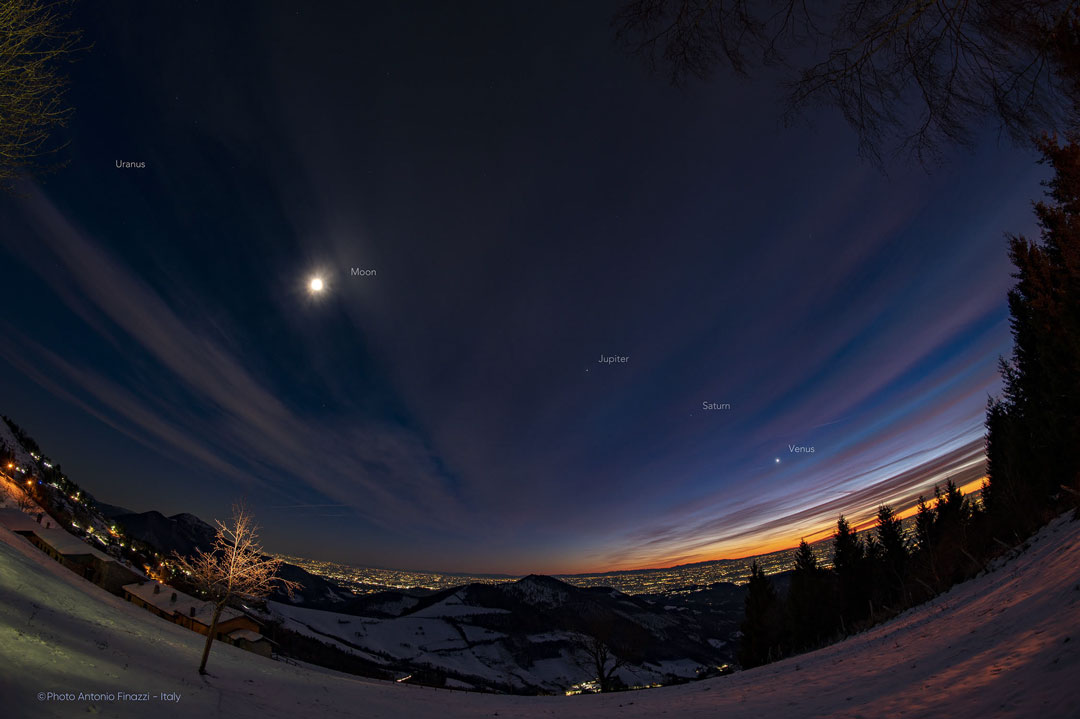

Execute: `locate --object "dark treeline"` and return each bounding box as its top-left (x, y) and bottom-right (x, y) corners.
top-left (739, 136), bottom-right (1080, 669)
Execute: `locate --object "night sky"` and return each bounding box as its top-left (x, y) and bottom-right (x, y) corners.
top-left (0, 2), bottom-right (1048, 574)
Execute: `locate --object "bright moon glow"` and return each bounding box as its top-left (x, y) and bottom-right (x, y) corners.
top-left (309, 277), bottom-right (324, 293)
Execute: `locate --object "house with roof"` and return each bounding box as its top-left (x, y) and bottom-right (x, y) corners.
top-left (1, 508), bottom-right (272, 658)
top-left (122, 580), bottom-right (273, 657)
top-left (0, 508), bottom-right (144, 594)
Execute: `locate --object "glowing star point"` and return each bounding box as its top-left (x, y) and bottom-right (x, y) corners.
top-left (774, 458), bottom-right (781, 464)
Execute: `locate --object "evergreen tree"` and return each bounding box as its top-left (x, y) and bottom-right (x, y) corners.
top-left (875, 504), bottom-right (907, 605)
top-left (862, 534), bottom-right (882, 564)
top-left (833, 515), bottom-right (862, 573)
top-left (738, 561), bottom-right (780, 668)
top-left (921, 480), bottom-right (977, 587)
top-left (935, 480), bottom-right (970, 532)
top-left (794, 538), bottom-right (818, 574)
top-left (979, 476), bottom-right (994, 516)
top-left (832, 515), bottom-right (866, 629)
top-left (876, 505), bottom-right (906, 569)
top-left (914, 496), bottom-right (935, 551)
top-left (986, 136), bottom-right (1080, 531)
top-left (787, 540), bottom-right (833, 650)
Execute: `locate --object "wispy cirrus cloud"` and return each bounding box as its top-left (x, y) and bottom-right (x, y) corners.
top-left (592, 435), bottom-right (986, 570)
top-left (1, 186), bottom-right (466, 532)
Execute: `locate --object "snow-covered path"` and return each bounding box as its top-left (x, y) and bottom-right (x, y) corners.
top-left (1, 512), bottom-right (1078, 718)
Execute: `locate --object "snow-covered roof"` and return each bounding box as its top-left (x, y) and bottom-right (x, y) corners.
top-left (227, 629), bottom-right (268, 643)
top-left (0, 508), bottom-right (44, 532)
top-left (24, 526), bottom-right (115, 563)
top-left (122, 581), bottom-right (246, 627)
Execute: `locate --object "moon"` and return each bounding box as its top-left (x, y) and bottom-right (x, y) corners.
top-left (309, 277), bottom-right (324, 293)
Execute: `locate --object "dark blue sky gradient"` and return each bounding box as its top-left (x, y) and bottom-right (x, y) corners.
top-left (0, 1), bottom-right (1047, 573)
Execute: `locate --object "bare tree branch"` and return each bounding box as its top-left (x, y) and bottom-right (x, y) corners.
top-left (615, 0), bottom-right (1080, 164)
top-left (0, 0), bottom-right (87, 192)
top-left (575, 632), bottom-right (628, 692)
top-left (172, 502), bottom-right (299, 674)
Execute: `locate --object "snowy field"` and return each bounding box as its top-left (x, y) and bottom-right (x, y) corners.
top-left (1, 505), bottom-right (1078, 718)
top-left (267, 590), bottom-right (699, 692)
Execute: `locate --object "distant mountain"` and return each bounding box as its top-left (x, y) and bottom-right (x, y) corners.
top-left (268, 561), bottom-right (357, 608)
top-left (94, 502), bottom-right (136, 519)
top-left (268, 572), bottom-right (743, 693)
top-left (113, 509), bottom-right (355, 609)
top-left (112, 510), bottom-right (217, 557)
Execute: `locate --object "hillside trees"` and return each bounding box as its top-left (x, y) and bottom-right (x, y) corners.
top-left (737, 492), bottom-right (985, 668)
top-left (986, 136), bottom-right (1080, 532)
top-left (736, 115), bottom-right (1080, 680)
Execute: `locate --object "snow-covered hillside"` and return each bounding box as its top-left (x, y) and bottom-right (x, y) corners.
top-left (0, 418), bottom-right (40, 470)
top-left (2, 501), bottom-right (1078, 718)
top-left (267, 574), bottom-right (732, 694)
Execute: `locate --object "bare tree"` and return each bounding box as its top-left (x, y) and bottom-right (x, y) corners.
top-left (0, 0), bottom-right (84, 192)
top-left (615, 0), bottom-right (1080, 164)
top-left (577, 633), bottom-right (628, 693)
top-left (15, 485), bottom-right (36, 512)
top-left (172, 503), bottom-right (298, 674)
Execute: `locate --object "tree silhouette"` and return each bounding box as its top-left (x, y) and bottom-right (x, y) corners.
top-left (793, 538), bottom-right (818, 574)
top-left (172, 503), bottom-right (298, 674)
top-left (832, 514), bottom-right (866, 628)
top-left (580, 634), bottom-right (627, 693)
top-left (787, 539), bottom-right (833, 650)
top-left (0, 0), bottom-right (84, 192)
top-left (738, 561), bottom-right (780, 667)
top-left (614, 0), bottom-right (1080, 163)
top-left (987, 135), bottom-right (1080, 531)
top-left (875, 504), bottom-right (908, 605)
top-left (915, 495), bottom-right (935, 550)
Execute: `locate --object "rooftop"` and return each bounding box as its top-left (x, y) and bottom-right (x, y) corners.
top-left (16, 524), bottom-right (115, 564)
top-left (122, 581), bottom-right (246, 627)
top-left (0, 508), bottom-right (45, 533)
top-left (227, 629), bottom-right (268, 643)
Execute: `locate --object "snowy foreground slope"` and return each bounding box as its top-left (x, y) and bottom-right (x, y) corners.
top-left (1, 514), bottom-right (1079, 719)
